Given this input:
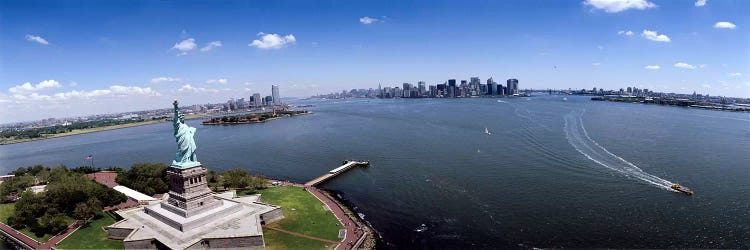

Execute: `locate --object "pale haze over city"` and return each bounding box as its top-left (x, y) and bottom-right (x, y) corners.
top-left (0, 0), bottom-right (747, 122)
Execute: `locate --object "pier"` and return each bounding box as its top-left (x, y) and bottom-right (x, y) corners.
top-left (305, 160), bottom-right (370, 187)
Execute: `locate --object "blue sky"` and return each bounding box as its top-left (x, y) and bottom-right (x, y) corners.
top-left (0, 0), bottom-right (748, 122)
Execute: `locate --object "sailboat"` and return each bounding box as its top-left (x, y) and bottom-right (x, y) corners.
top-left (484, 127), bottom-right (491, 135)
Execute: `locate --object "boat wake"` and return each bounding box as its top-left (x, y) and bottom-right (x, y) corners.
top-left (563, 110), bottom-right (676, 192)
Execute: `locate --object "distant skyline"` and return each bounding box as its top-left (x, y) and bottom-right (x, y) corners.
top-left (1, 0), bottom-right (748, 122)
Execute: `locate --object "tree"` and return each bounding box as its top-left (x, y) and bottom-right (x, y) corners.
top-left (116, 163), bottom-right (169, 196)
top-left (0, 174), bottom-right (35, 197)
top-left (73, 198), bottom-right (101, 222)
top-left (223, 168), bottom-right (251, 189)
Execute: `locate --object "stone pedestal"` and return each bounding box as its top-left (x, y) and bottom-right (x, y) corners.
top-left (162, 165), bottom-right (221, 219)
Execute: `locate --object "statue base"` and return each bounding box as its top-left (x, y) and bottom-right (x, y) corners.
top-left (161, 165), bottom-right (221, 219)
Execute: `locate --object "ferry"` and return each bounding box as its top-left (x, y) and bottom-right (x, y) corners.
top-left (484, 127), bottom-right (492, 135)
top-left (671, 183), bottom-right (693, 196)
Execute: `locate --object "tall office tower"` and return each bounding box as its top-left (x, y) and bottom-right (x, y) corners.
top-left (394, 87), bottom-right (402, 98)
top-left (418, 81), bottom-right (426, 96)
top-left (403, 83), bottom-right (411, 97)
top-left (506, 79), bottom-right (519, 95)
top-left (489, 82), bottom-right (497, 95)
top-left (499, 86), bottom-right (506, 95)
top-left (470, 77), bottom-right (480, 87)
top-left (448, 79), bottom-right (456, 87)
top-left (271, 85), bottom-right (280, 106)
top-left (378, 83), bottom-right (383, 98)
top-left (429, 85), bottom-right (437, 97)
top-left (253, 93), bottom-right (262, 107)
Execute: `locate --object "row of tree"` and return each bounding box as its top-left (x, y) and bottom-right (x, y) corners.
top-left (113, 163), bottom-right (268, 195)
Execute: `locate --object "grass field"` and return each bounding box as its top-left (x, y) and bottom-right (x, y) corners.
top-left (257, 186), bottom-right (343, 249)
top-left (263, 229), bottom-right (334, 250)
top-left (57, 212), bottom-right (123, 250)
top-left (0, 203), bottom-right (13, 224)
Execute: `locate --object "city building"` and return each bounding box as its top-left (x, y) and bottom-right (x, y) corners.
top-left (271, 85), bottom-right (280, 106)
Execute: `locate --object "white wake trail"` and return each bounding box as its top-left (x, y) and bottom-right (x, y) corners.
top-left (563, 110), bottom-right (676, 191)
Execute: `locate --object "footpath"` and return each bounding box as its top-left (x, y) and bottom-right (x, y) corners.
top-left (0, 221), bottom-right (81, 250)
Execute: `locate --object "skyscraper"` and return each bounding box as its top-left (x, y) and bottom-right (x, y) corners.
top-left (271, 85), bottom-right (280, 106)
top-left (506, 79), bottom-right (519, 95)
top-left (252, 93), bottom-right (261, 107)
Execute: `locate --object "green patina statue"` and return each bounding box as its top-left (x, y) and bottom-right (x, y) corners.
top-left (172, 100), bottom-right (201, 168)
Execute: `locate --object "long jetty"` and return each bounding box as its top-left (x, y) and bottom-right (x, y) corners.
top-left (305, 160), bottom-right (370, 187)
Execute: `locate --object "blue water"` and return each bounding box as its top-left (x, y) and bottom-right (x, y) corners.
top-left (1, 95), bottom-right (749, 248)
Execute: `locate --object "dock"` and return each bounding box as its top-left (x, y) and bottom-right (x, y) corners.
top-left (305, 160), bottom-right (370, 187)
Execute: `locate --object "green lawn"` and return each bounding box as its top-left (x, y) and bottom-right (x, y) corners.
top-left (57, 213), bottom-right (123, 250)
top-left (262, 228), bottom-right (333, 250)
top-left (258, 186), bottom-right (343, 244)
top-left (0, 203), bottom-right (13, 224)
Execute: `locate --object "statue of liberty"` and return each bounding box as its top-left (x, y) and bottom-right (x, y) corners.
top-left (172, 100), bottom-right (201, 168)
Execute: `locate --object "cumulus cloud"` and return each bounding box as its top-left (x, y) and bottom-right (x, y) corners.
top-left (9, 80), bottom-right (61, 94)
top-left (674, 62), bottom-right (697, 69)
top-left (714, 22), bottom-right (736, 29)
top-left (641, 30), bottom-right (671, 42)
top-left (359, 17), bottom-right (379, 24)
top-left (25, 35), bottom-right (50, 45)
top-left (206, 78), bottom-right (228, 84)
top-left (645, 65), bottom-right (660, 70)
top-left (695, 0), bottom-right (707, 7)
top-left (583, 0), bottom-right (656, 13)
top-left (200, 41), bottom-right (222, 52)
top-left (617, 30), bottom-right (634, 36)
top-left (592, 62), bottom-right (602, 66)
top-left (249, 32), bottom-right (296, 49)
top-left (728, 72), bottom-right (742, 77)
top-left (172, 38), bottom-right (197, 55)
top-left (178, 84), bottom-right (219, 93)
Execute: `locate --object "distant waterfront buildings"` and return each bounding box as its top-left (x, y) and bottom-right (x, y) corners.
top-left (372, 77), bottom-right (523, 99)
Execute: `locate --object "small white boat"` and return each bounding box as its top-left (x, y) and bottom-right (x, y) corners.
top-left (484, 127), bottom-right (491, 135)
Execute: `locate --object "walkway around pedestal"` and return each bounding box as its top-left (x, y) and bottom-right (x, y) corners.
top-left (0, 221), bottom-right (81, 250)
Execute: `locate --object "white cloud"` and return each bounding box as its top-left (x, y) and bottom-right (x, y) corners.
top-left (25, 35), bottom-right (50, 45)
top-left (150, 77), bottom-right (181, 84)
top-left (200, 41), bottom-right (222, 52)
top-left (583, 0), bottom-right (656, 13)
top-left (249, 32), bottom-right (296, 49)
top-left (592, 62), bottom-right (602, 66)
top-left (69, 81), bottom-right (78, 87)
top-left (206, 78), bottom-right (228, 84)
top-left (728, 72), bottom-right (742, 77)
top-left (641, 30), bottom-right (671, 42)
top-left (359, 17), bottom-right (379, 24)
top-left (9, 80), bottom-right (61, 94)
top-left (701, 84), bottom-right (712, 89)
top-left (178, 84), bottom-right (219, 93)
top-left (172, 38), bottom-right (197, 53)
top-left (695, 0), bottom-right (707, 7)
top-left (10, 85), bottom-right (159, 102)
top-left (699, 64), bottom-right (707, 68)
top-left (674, 62), bottom-right (697, 69)
top-left (617, 30), bottom-right (634, 36)
top-left (645, 65), bottom-right (660, 70)
top-left (714, 22), bottom-right (737, 29)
